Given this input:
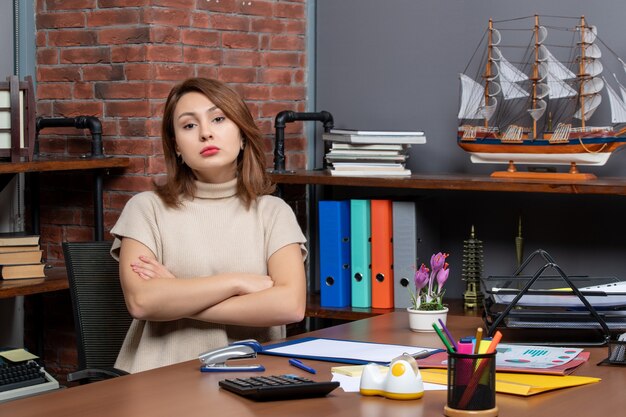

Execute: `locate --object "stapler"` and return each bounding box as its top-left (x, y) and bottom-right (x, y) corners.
top-left (199, 339), bottom-right (265, 372)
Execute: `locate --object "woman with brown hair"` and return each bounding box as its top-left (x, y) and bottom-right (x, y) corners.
top-left (110, 78), bottom-right (306, 373)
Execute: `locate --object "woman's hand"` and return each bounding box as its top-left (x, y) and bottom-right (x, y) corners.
top-left (130, 255), bottom-right (176, 280)
top-left (232, 273), bottom-right (274, 295)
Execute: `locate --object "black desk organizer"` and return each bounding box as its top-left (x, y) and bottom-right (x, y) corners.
top-left (482, 250), bottom-right (626, 346)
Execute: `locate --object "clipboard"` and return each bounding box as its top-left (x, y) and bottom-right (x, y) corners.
top-left (260, 337), bottom-right (443, 365)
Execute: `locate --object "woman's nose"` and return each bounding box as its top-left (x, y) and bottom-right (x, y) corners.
top-left (200, 123), bottom-right (213, 141)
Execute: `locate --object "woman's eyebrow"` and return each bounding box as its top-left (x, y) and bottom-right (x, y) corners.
top-left (176, 106), bottom-right (219, 120)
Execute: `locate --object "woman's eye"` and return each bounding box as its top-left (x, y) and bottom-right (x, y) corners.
top-left (212, 116), bottom-right (226, 123)
top-left (183, 123), bottom-right (196, 129)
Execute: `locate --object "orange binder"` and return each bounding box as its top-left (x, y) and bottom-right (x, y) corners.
top-left (370, 199), bottom-right (394, 308)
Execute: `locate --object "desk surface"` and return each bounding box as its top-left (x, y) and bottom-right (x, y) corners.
top-left (1, 312), bottom-right (624, 417)
top-left (0, 268), bottom-right (68, 299)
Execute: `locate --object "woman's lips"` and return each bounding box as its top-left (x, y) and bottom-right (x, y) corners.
top-left (200, 146), bottom-right (219, 156)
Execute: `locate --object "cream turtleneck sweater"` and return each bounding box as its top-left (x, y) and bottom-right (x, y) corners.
top-left (110, 178), bottom-right (306, 373)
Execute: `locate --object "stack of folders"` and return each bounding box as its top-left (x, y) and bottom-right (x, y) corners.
top-left (318, 199), bottom-right (421, 310)
top-left (322, 129), bottom-right (427, 177)
top-left (0, 233), bottom-right (45, 280)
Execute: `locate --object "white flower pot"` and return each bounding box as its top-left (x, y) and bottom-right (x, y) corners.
top-left (407, 307), bottom-right (449, 332)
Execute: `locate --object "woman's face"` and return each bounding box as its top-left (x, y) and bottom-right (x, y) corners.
top-left (173, 91), bottom-right (243, 183)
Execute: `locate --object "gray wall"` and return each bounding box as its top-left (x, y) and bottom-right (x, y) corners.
top-left (315, 1), bottom-right (626, 298)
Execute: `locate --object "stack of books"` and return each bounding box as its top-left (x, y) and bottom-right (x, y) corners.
top-left (322, 129), bottom-right (426, 177)
top-left (0, 233), bottom-right (45, 280)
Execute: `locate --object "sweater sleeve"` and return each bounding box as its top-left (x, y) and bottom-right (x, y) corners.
top-left (110, 192), bottom-right (162, 261)
top-left (261, 196), bottom-right (307, 261)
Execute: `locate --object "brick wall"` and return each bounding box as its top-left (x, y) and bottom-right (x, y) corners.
top-left (29, 0), bottom-right (309, 382)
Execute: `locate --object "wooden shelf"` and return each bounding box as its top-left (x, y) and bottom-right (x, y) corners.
top-left (0, 267), bottom-right (69, 299)
top-left (0, 155), bottom-right (130, 175)
top-left (270, 169), bottom-right (626, 196)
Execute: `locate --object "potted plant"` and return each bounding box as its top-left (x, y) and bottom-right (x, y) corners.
top-left (407, 252), bottom-right (450, 332)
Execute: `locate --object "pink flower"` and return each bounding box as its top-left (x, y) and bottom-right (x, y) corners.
top-left (430, 252), bottom-right (448, 273)
top-left (414, 264), bottom-right (429, 291)
top-left (436, 263), bottom-right (450, 289)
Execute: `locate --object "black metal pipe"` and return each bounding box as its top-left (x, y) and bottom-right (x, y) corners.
top-left (273, 111), bottom-right (334, 172)
top-left (36, 116), bottom-right (104, 158)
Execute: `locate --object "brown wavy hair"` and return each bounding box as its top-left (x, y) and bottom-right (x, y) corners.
top-left (155, 78), bottom-right (275, 208)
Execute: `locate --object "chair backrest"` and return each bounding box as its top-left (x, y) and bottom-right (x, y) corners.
top-left (63, 241), bottom-right (132, 371)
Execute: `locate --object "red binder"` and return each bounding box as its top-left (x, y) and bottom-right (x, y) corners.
top-left (370, 199), bottom-right (394, 308)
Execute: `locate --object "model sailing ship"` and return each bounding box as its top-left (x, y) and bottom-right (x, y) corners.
top-left (457, 15), bottom-right (626, 175)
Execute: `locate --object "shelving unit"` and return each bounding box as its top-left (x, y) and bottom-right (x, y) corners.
top-left (271, 169), bottom-right (626, 321)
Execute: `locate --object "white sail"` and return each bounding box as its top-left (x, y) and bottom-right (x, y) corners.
top-left (500, 79), bottom-right (529, 99)
top-left (528, 99), bottom-right (547, 121)
top-left (582, 25), bottom-right (597, 44)
top-left (613, 73), bottom-right (626, 103)
top-left (493, 48), bottom-right (528, 82)
top-left (574, 94), bottom-right (602, 121)
top-left (584, 44), bottom-right (602, 59)
top-left (605, 80), bottom-right (626, 124)
top-left (584, 60), bottom-right (603, 77)
top-left (544, 70), bottom-right (577, 98)
top-left (458, 74), bottom-right (487, 119)
top-left (582, 77), bottom-right (604, 95)
top-left (538, 45), bottom-right (576, 80)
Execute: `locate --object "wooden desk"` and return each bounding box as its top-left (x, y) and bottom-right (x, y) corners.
top-left (0, 268), bottom-right (68, 299)
top-left (2, 312), bottom-right (623, 417)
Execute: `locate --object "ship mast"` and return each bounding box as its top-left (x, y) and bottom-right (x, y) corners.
top-left (484, 19), bottom-right (494, 129)
top-left (578, 16), bottom-right (587, 130)
top-left (531, 14), bottom-right (540, 139)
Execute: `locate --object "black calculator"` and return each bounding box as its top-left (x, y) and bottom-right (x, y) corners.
top-left (218, 374), bottom-right (340, 401)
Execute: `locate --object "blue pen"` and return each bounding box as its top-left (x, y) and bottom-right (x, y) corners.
top-left (289, 358), bottom-right (317, 374)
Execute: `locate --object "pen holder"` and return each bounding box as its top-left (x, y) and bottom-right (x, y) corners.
top-left (598, 339), bottom-right (626, 366)
top-left (443, 351), bottom-right (498, 417)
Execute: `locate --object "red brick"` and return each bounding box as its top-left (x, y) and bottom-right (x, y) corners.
top-left (37, 83), bottom-right (72, 99)
top-left (45, 0), bottom-right (97, 10)
top-left (36, 31), bottom-right (46, 47)
top-left (222, 32), bottom-right (259, 49)
top-left (119, 119), bottom-right (149, 137)
top-left (262, 51), bottom-right (301, 67)
top-left (218, 67), bottom-right (257, 83)
top-left (101, 119), bottom-right (118, 136)
top-left (147, 155), bottom-right (166, 174)
top-left (182, 29), bottom-right (219, 47)
top-left (150, 26), bottom-right (181, 44)
top-left (49, 29), bottom-right (98, 46)
top-left (260, 101), bottom-right (299, 119)
top-left (37, 12), bottom-right (85, 29)
top-left (183, 46), bottom-right (221, 64)
top-left (107, 175), bottom-right (155, 192)
top-left (153, 63), bottom-right (194, 80)
top-left (274, 2), bottom-right (305, 19)
top-left (37, 48), bottom-right (59, 65)
top-left (146, 45), bottom-right (183, 62)
top-left (152, 0), bottom-right (196, 7)
top-left (111, 45), bottom-right (147, 62)
top-left (147, 82), bottom-right (174, 99)
top-left (105, 101), bottom-right (151, 118)
top-left (99, 27), bottom-right (150, 45)
top-left (223, 50), bottom-right (260, 66)
top-left (98, 0), bottom-right (149, 7)
top-left (124, 63), bottom-right (154, 80)
top-left (61, 47), bottom-right (110, 64)
top-left (269, 35), bottom-right (305, 51)
top-left (285, 152), bottom-right (306, 170)
top-left (191, 11), bottom-right (210, 29)
top-left (87, 9), bottom-right (140, 27)
top-left (73, 82), bottom-right (93, 99)
top-left (54, 101), bottom-right (103, 117)
top-left (284, 20), bottom-right (306, 35)
top-left (261, 68), bottom-right (293, 84)
top-left (40, 207), bottom-right (81, 225)
top-left (270, 85), bottom-right (305, 101)
top-left (82, 65), bottom-right (125, 81)
top-left (95, 82), bottom-right (147, 99)
top-left (195, 66), bottom-right (219, 80)
top-left (285, 136), bottom-right (307, 152)
top-left (38, 66), bottom-right (82, 82)
top-left (108, 192), bottom-right (134, 211)
top-left (143, 8), bottom-right (190, 26)
top-left (239, 84), bottom-right (270, 101)
top-left (198, 0), bottom-right (238, 13)
top-left (238, 1), bottom-right (273, 17)
top-left (250, 18), bottom-right (285, 33)
top-left (209, 14), bottom-right (250, 31)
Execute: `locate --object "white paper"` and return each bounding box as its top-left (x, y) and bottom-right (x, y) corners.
top-left (265, 338), bottom-right (439, 364)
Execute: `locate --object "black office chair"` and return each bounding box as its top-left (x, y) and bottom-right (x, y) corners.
top-left (63, 241), bottom-right (132, 383)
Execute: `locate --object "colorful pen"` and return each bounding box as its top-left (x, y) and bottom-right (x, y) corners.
top-left (474, 327), bottom-right (483, 354)
top-left (438, 318), bottom-right (458, 351)
top-left (289, 358), bottom-right (317, 374)
top-left (432, 323), bottom-right (455, 352)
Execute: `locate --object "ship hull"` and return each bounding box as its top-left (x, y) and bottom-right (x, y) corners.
top-left (457, 134), bottom-right (626, 166)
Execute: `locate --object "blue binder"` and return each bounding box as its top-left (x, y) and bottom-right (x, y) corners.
top-left (318, 200), bottom-right (351, 307)
top-left (350, 200), bottom-right (371, 308)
